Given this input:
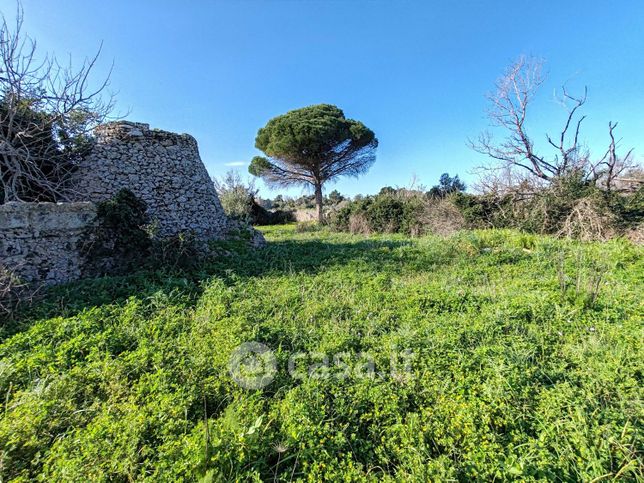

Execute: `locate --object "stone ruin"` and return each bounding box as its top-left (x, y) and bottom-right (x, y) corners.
top-left (1, 121), bottom-right (264, 287)
top-left (0, 202), bottom-right (97, 286)
top-left (74, 121), bottom-right (239, 239)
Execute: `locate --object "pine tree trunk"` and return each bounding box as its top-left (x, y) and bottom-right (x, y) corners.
top-left (314, 182), bottom-right (323, 223)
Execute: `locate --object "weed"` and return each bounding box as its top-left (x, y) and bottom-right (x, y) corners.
top-left (0, 226), bottom-right (641, 481)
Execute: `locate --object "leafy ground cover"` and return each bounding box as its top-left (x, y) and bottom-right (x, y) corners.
top-left (0, 226), bottom-right (642, 481)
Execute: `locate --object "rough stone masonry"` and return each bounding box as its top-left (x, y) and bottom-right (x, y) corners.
top-left (1, 121), bottom-right (263, 288)
top-left (74, 121), bottom-right (251, 240)
top-left (0, 202), bottom-right (98, 286)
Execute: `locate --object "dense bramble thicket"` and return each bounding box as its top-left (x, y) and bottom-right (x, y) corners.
top-left (453, 175), bottom-right (644, 236)
top-left (329, 177), bottom-right (644, 240)
top-left (1, 226), bottom-right (641, 481)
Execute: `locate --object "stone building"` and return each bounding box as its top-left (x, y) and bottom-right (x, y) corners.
top-left (73, 121), bottom-right (234, 240)
top-left (1, 121), bottom-right (263, 288)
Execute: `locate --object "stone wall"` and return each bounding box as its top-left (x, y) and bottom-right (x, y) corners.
top-left (293, 209), bottom-right (318, 222)
top-left (0, 202), bottom-right (97, 286)
top-left (1, 121), bottom-right (264, 290)
top-left (73, 121), bottom-right (237, 240)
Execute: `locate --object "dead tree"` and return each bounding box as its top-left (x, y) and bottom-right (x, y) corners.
top-left (471, 56), bottom-right (554, 181)
top-left (0, 4), bottom-right (114, 203)
top-left (470, 55), bottom-right (636, 190)
top-left (591, 122), bottom-right (635, 192)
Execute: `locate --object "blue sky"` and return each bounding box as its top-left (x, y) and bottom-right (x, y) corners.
top-left (6, 0), bottom-right (644, 198)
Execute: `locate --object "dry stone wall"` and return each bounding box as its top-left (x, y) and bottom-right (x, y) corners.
top-left (1, 121), bottom-right (264, 289)
top-left (73, 121), bottom-right (239, 240)
top-left (0, 202), bottom-right (97, 286)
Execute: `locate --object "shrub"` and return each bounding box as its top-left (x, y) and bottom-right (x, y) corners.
top-left (328, 191), bottom-right (460, 236)
top-left (608, 185), bottom-right (644, 228)
top-left (451, 192), bottom-right (516, 229)
top-left (330, 178), bottom-right (637, 240)
top-left (519, 174), bottom-right (599, 234)
top-left (418, 197), bottom-right (466, 236)
top-left (251, 201), bottom-right (295, 225)
top-left (214, 171), bottom-right (256, 223)
top-left (557, 196), bottom-right (617, 241)
top-left (83, 190), bottom-right (211, 274)
top-left (348, 213), bottom-right (371, 235)
top-left (153, 232), bottom-right (204, 272)
top-left (327, 203), bottom-right (355, 232)
top-left (452, 173), bottom-right (641, 240)
top-left (82, 189), bottom-right (152, 274)
top-left (365, 194), bottom-right (406, 233)
top-left (215, 171), bottom-right (295, 226)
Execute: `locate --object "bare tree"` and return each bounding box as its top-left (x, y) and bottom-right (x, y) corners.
top-left (0, 4), bottom-right (114, 203)
top-left (471, 164), bottom-right (541, 198)
top-left (470, 55), bottom-right (635, 189)
top-left (471, 56), bottom-right (553, 180)
top-left (591, 122), bottom-right (635, 191)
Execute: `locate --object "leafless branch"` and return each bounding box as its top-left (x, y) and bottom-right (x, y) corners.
top-left (590, 121), bottom-right (636, 191)
top-left (0, 3), bottom-right (115, 203)
top-left (469, 56), bottom-right (555, 180)
top-left (471, 55), bottom-right (637, 194)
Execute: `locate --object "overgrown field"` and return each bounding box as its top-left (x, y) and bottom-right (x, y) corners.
top-left (1, 226), bottom-right (642, 481)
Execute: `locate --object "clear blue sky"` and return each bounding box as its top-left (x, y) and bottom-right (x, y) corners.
top-left (5, 0), bottom-right (644, 197)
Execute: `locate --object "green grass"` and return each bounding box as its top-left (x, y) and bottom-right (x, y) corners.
top-left (1, 225), bottom-right (642, 481)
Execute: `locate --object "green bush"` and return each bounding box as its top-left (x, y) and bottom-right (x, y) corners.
top-left (152, 232), bottom-right (205, 272)
top-left (250, 201), bottom-right (295, 225)
top-left (83, 190), bottom-right (215, 275)
top-left (451, 192), bottom-right (515, 228)
top-left (328, 192), bottom-right (427, 235)
top-left (608, 185), bottom-right (644, 228)
top-left (452, 174), bottom-right (642, 240)
top-left (327, 202), bottom-right (355, 232)
top-left (215, 171), bottom-right (295, 226)
top-left (214, 171), bottom-right (256, 223)
top-left (521, 174), bottom-right (599, 234)
top-left (83, 189), bottom-right (152, 274)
